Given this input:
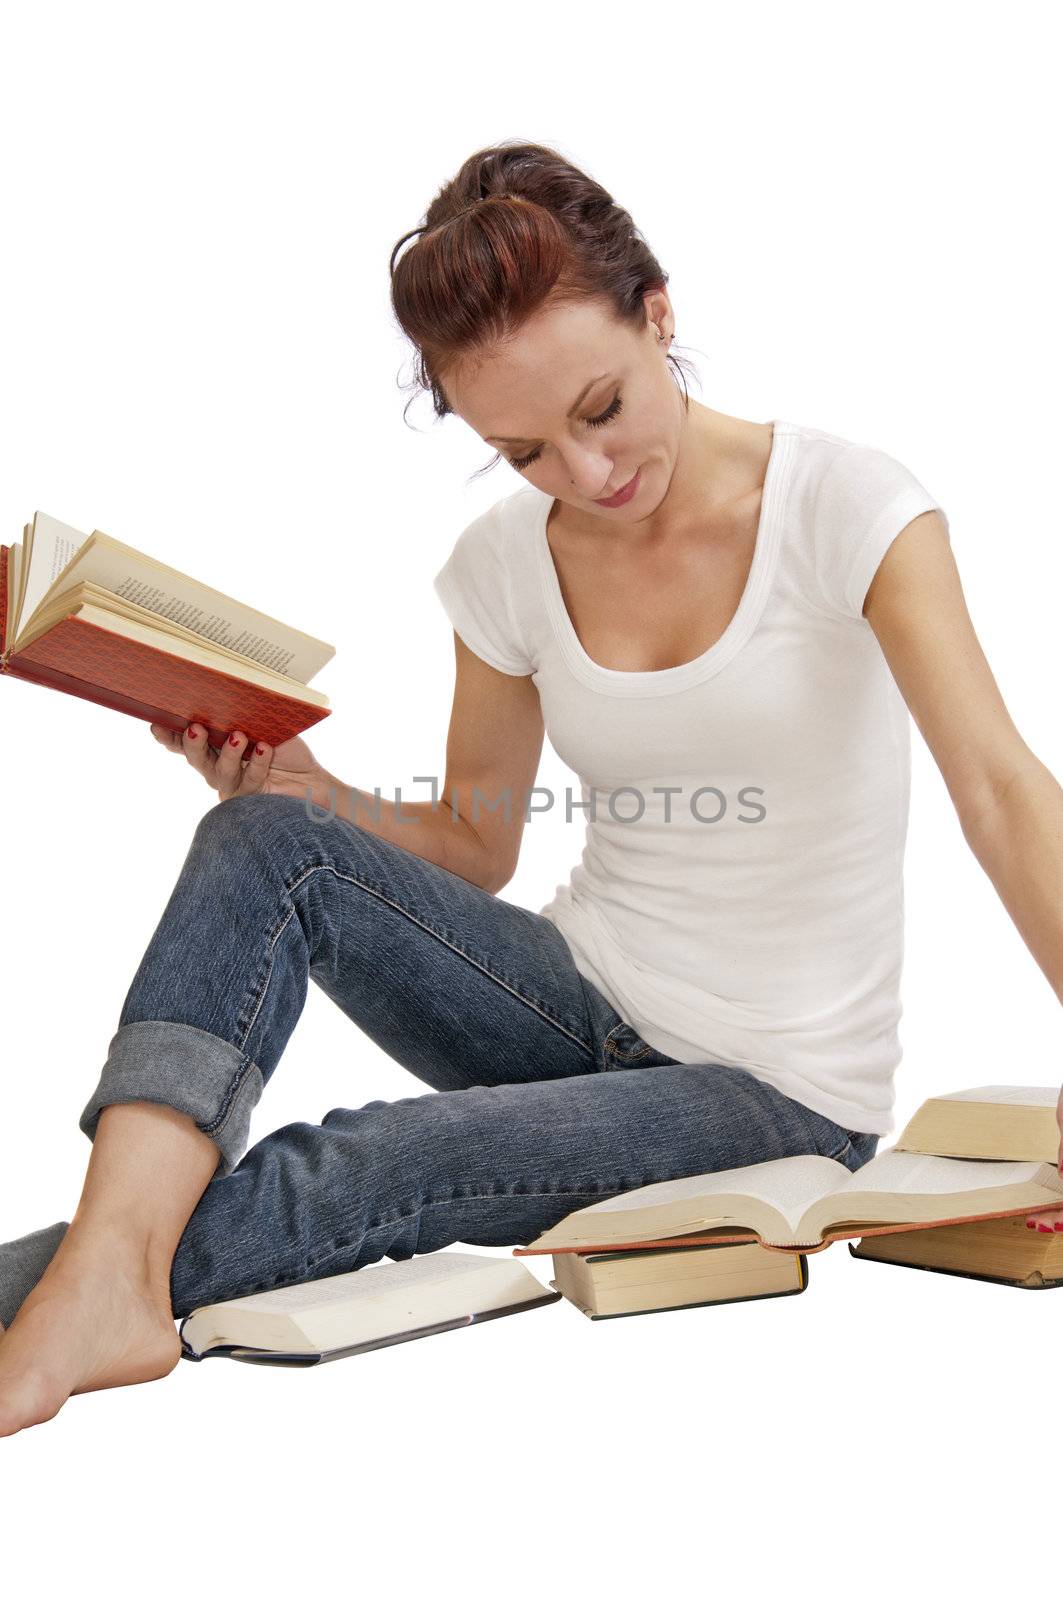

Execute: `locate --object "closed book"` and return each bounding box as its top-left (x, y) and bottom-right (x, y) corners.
top-left (178, 1251), bottom-right (561, 1366)
top-left (1, 511), bottom-right (334, 750)
top-left (848, 1215), bottom-right (1063, 1288)
top-left (894, 1085), bottom-right (1062, 1162)
top-left (551, 1239), bottom-right (808, 1320)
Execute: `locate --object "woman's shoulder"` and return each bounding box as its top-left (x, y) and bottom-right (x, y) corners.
top-left (784, 418), bottom-right (934, 488)
top-left (782, 421), bottom-right (947, 622)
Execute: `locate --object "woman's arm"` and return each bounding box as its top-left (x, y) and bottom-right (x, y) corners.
top-left (153, 630), bottom-right (545, 896)
top-left (862, 510), bottom-right (1063, 1194)
top-left (959, 763), bottom-right (1063, 1005)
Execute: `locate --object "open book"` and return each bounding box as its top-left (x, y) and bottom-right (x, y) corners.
top-left (514, 1149), bottom-right (1063, 1255)
top-left (178, 1250), bottom-right (560, 1365)
top-left (1, 510), bottom-right (334, 749)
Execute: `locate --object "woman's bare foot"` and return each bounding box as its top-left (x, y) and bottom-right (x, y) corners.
top-left (0, 1224), bottom-right (181, 1438)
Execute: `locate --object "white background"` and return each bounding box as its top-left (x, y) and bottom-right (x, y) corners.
top-left (1, 0), bottom-right (1059, 1593)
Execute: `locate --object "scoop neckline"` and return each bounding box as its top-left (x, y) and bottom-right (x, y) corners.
top-left (533, 419), bottom-right (795, 698)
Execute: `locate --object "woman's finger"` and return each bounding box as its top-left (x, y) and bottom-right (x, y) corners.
top-left (149, 722), bottom-right (183, 753)
top-left (235, 739), bottom-right (273, 795)
top-left (1025, 1210), bottom-right (1063, 1231)
top-left (213, 730), bottom-right (250, 799)
top-left (182, 722), bottom-right (217, 781)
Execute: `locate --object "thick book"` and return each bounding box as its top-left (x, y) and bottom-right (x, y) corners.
top-left (512, 1149), bottom-right (1063, 1257)
top-left (551, 1239), bottom-right (809, 1320)
top-left (849, 1216), bottom-right (1063, 1289)
top-left (177, 1250), bottom-right (561, 1366)
top-left (894, 1084), bottom-right (1062, 1162)
top-left (1, 510), bottom-right (334, 749)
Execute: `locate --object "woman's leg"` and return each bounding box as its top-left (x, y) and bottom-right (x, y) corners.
top-left (0, 1100), bottom-right (226, 1434)
top-left (0, 791), bottom-right (873, 1427)
top-left (0, 787), bottom-right (639, 1428)
top-left (165, 1059), bottom-right (875, 1329)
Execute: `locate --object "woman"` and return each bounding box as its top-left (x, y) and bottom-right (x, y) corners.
top-left (1, 141), bottom-right (1061, 1437)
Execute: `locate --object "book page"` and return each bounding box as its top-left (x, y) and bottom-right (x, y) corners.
top-left (24, 516), bottom-right (334, 683)
top-left (563, 1155), bottom-right (849, 1233)
top-left (839, 1149), bottom-right (1059, 1198)
top-left (19, 512), bottom-right (90, 643)
top-left (929, 1086), bottom-right (1059, 1106)
top-left (4, 541), bottom-right (22, 649)
top-left (202, 1250), bottom-right (530, 1316)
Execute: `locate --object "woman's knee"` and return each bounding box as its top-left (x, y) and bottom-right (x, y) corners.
top-left (190, 792), bottom-right (324, 875)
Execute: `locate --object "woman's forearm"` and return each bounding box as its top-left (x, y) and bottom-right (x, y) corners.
top-left (303, 772), bottom-right (498, 892)
top-left (963, 760), bottom-right (1063, 1006)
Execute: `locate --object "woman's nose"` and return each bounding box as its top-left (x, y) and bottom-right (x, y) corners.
top-left (562, 445), bottom-right (614, 498)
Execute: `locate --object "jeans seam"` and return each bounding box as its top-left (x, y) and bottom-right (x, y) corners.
top-left (233, 902), bottom-right (297, 1056)
top-left (198, 1057), bottom-right (262, 1137)
top-left (277, 859), bottom-right (596, 1059)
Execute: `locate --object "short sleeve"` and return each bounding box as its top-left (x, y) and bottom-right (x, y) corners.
top-left (812, 443), bottom-right (949, 621)
top-left (432, 503), bottom-right (535, 676)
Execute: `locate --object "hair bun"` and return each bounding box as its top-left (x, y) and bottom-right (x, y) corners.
top-left (390, 140), bottom-right (692, 452)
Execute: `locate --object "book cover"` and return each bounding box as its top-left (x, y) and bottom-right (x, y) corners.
top-left (2, 611), bottom-right (331, 749)
top-left (188, 1295), bottom-right (563, 1365)
top-left (2, 514), bottom-right (336, 748)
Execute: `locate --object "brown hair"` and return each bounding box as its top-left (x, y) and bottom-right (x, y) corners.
top-left (389, 139), bottom-right (699, 478)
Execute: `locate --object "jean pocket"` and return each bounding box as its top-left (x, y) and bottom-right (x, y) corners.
top-left (793, 1099), bottom-right (859, 1166)
top-left (601, 1021), bottom-right (659, 1069)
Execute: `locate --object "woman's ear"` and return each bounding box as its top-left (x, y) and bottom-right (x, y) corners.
top-left (642, 285), bottom-right (673, 342)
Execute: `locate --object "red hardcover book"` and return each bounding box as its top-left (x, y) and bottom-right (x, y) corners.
top-left (1, 513), bottom-right (334, 750)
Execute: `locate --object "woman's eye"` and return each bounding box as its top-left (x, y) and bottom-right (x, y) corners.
top-left (586, 392), bottom-right (623, 430)
top-left (508, 392), bottom-right (624, 472)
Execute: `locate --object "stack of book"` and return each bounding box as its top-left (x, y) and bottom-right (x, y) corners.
top-left (514, 1085), bottom-right (1063, 1317)
top-left (166, 1087), bottom-right (1063, 1364)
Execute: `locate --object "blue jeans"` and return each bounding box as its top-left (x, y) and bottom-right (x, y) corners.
top-left (0, 793), bottom-right (878, 1333)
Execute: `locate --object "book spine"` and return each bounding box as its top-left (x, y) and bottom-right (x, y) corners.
top-left (3, 614), bottom-right (331, 748)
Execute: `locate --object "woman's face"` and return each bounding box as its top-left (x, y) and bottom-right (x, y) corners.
top-left (444, 291), bottom-right (685, 519)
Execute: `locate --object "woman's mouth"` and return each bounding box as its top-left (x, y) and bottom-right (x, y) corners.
top-left (594, 466), bottom-right (641, 508)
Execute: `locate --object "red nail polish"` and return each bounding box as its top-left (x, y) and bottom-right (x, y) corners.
top-left (255, 744), bottom-right (265, 756)
top-left (187, 728), bottom-right (198, 739)
top-left (1027, 1219), bottom-right (1037, 1228)
top-left (1055, 1222), bottom-right (1063, 1231)
top-left (1038, 1223), bottom-right (1053, 1232)
top-left (229, 733), bottom-right (240, 746)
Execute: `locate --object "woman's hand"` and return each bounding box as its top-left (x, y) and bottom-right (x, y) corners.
top-left (149, 721), bottom-right (337, 808)
top-left (1023, 1080), bottom-right (1063, 1233)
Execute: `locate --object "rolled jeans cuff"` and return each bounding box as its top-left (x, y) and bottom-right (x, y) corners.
top-left (0, 1221), bottom-right (70, 1328)
top-left (78, 1021), bottom-right (265, 1179)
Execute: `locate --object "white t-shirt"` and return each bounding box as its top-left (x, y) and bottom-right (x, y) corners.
top-left (432, 420), bottom-right (948, 1136)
